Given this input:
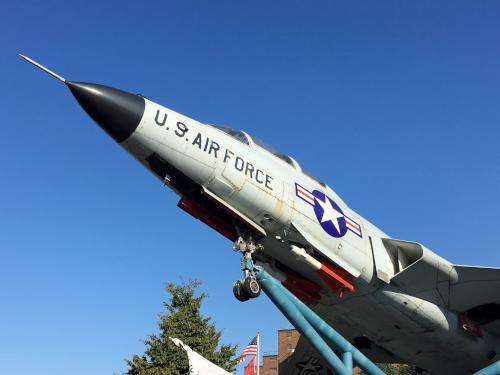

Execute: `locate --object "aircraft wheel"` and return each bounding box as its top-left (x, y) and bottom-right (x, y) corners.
top-left (244, 276), bottom-right (261, 298)
top-left (233, 280), bottom-right (250, 302)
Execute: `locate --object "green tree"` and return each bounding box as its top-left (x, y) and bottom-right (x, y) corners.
top-left (126, 281), bottom-right (238, 375)
top-left (379, 364), bottom-right (417, 375)
top-left (360, 363), bottom-right (417, 375)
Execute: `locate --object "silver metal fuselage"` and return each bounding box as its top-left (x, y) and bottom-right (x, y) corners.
top-left (119, 98), bottom-right (499, 374)
top-left (20, 52), bottom-right (497, 374)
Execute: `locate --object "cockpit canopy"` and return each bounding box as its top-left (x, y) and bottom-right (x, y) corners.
top-left (210, 124), bottom-right (326, 187)
top-left (211, 125), bottom-right (249, 145)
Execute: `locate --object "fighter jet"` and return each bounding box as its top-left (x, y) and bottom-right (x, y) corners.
top-left (20, 55), bottom-right (500, 374)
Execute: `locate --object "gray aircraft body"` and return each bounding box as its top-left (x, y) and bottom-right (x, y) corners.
top-left (21, 55), bottom-right (500, 374)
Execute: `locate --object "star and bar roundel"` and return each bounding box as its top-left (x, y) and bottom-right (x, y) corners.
top-left (295, 183), bottom-right (362, 238)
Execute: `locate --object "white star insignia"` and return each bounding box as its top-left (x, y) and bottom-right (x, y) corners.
top-left (315, 195), bottom-right (344, 233)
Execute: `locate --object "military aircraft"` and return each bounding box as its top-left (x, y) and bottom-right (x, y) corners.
top-left (21, 54), bottom-right (500, 374)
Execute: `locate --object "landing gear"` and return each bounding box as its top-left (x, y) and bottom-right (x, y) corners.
top-left (232, 236), bottom-right (262, 302)
top-left (232, 275), bottom-right (261, 301)
top-left (244, 276), bottom-right (261, 298)
top-left (233, 279), bottom-right (250, 302)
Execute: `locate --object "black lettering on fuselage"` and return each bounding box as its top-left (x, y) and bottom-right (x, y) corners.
top-left (245, 162), bottom-right (255, 179)
top-left (192, 133), bottom-right (202, 148)
top-left (174, 131), bottom-right (274, 191)
top-left (255, 169), bottom-right (264, 184)
top-left (223, 149), bottom-right (234, 163)
top-left (235, 157), bottom-right (245, 171)
top-left (175, 122), bottom-right (189, 137)
top-left (265, 175), bottom-right (273, 190)
top-left (154, 110), bottom-right (168, 126)
top-left (208, 141), bottom-right (220, 159)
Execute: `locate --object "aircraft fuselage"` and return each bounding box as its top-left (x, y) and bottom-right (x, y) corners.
top-left (120, 97), bottom-right (499, 374)
top-left (20, 54), bottom-right (499, 374)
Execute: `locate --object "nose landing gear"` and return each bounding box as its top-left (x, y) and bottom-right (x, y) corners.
top-left (232, 237), bottom-right (262, 302)
top-left (244, 276), bottom-right (261, 298)
top-left (233, 278), bottom-right (261, 301)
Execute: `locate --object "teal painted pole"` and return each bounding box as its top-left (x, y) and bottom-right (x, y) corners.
top-left (473, 361), bottom-right (500, 375)
top-left (281, 281), bottom-right (385, 375)
top-left (255, 267), bottom-right (385, 375)
top-left (258, 271), bottom-right (350, 375)
top-left (342, 352), bottom-right (353, 372)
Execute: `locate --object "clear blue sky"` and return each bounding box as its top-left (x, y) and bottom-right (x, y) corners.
top-left (1, 1), bottom-right (499, 374)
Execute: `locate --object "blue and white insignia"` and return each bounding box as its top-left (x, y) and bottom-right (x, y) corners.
top-left (295, 183), bottom-right (362, 238)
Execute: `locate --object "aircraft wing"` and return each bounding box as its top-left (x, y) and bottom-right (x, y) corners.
top-left (449, 265), bottom-right (500, 312)
top-left (449, 265), bottom-right (500, 337)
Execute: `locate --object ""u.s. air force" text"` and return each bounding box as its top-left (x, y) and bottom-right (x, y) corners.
top-left (154, 110), bottom-right (273, 191)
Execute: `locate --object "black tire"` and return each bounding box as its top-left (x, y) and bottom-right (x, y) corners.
top-left (233, 280), bottom-right (250, 302)
top-left (244, 276), bottom-right (261, 298)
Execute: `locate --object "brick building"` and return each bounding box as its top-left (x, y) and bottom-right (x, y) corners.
top-left (261, 328), bottom-right (301, 374)
top-left (259, 354), bottom-right (278, 374)
top-left (243, 329), bottom-right (300, 375)
top-left (277, 328), bottom-right (301, 366)
top-left (244, 329), bottom-right (299, 375)
top-left (245, 328), bottom-right (362, 375)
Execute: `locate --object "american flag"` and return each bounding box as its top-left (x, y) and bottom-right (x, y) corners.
top-left (238, 335), bottom-right (258, 363)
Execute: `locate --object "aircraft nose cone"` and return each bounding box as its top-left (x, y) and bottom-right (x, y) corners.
top-left (67, 82), bottom-right (145, 143)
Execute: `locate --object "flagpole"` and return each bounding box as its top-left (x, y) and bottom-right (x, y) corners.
top-left (256, 332), bottom-right (260, 375)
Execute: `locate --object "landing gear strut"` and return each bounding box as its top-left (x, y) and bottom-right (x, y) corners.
top-left (232, 236), bottom-right (262, 302)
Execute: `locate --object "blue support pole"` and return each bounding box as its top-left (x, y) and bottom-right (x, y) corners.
top-left (342, 352), bottom-right (353, 372)
top-left (267, 271), bottom-right (384, 375)
top-left (258, 269), bottom-right (350, 375)
top-left (473, 361), bottom-right (500, 375)
top-left (254, 266), bottom-right (385, 375)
